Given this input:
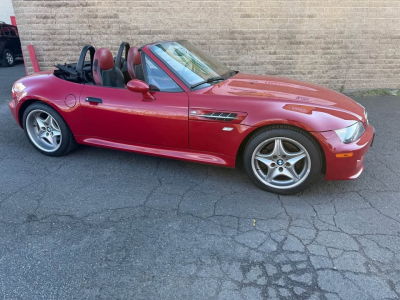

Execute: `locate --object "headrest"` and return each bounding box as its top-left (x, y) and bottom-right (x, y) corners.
top-left (131, 47), bottom-right (141, 65)
top-left (94, 48), bottom-right (114, 71)
top-left (93, 48), bottom-right (114, 85)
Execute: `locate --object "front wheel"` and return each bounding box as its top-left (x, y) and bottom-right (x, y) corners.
top-left (243, 126), bottom-right (322, 195)
top-left (23, 102), bottom-right (77, 156)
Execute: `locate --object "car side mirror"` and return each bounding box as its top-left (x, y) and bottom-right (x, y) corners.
top-left (127, 80), bottom-right (155, 101)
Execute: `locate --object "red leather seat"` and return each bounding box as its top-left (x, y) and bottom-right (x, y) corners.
top-left (92, 48), bottom-right (125, 88)
top-left (127, 47), bottom-right (145, 81)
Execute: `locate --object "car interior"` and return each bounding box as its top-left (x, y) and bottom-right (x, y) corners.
top-left (54, 43), bottom-right (146, 88)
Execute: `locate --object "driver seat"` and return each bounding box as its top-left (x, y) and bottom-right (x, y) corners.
top-left (93, 48), bottom-right (125, 88)
top-left (127, 47), bottom-right (145, 81)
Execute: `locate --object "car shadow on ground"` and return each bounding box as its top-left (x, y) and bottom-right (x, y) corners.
top-left (1, 65), bottom-right (399, 298)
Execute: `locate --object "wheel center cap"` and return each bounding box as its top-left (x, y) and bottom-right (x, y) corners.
top-left (47, 127), bottom-right (51, 132)
top-left (277, 159), bottom-right (284, 166)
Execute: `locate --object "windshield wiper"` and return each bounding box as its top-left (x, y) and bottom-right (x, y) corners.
top-left (191, 76), bottom-right (225, 89)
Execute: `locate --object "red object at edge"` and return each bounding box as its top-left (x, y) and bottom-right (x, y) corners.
top-left (10, 16), bottom-right (17, 26)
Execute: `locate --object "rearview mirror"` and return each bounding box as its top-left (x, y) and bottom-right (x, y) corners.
top-left (127, 80), bottom-right (155, 101)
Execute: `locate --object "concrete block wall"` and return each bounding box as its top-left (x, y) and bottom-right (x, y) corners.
top-left (11, 0), bottom-right (400, 90)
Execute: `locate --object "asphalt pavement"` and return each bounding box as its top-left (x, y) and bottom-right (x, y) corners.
top-left (1, 63), bottom-right (400, 300)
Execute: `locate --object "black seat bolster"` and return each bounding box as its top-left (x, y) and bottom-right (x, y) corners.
top-left (101, 67), bottom-right (125, 88)
top-left (134, 64), bottom-right (145, 82)
top-left (121, 60), bottom-right (131, 84)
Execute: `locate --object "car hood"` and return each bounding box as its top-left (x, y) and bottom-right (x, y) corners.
top-left (208, 73), bottom-right (365, 120)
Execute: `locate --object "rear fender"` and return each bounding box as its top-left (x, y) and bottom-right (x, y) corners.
top-left (13, 73), bottom-right (91, 136)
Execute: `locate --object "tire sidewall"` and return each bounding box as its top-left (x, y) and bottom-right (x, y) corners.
top-left (22, 103), bottom-right (71, 156)
top-left (243, 128), bottom-right (322, 195)
top-left (3, 49), bottom-right (15, 67)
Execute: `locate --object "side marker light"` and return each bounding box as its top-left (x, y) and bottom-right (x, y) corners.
top-left (336, 153), bottom-right (353, 158)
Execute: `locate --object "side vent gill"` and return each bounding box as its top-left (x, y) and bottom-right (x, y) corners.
top-left (189, 109), bottom-right (247, 123)
top-left (200, 112), bottom-right (238, 121)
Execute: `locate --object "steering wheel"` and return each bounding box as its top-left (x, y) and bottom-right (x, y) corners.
top-left (116, 42), bottom-right (130, 70)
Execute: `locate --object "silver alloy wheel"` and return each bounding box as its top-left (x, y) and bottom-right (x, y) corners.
top-left (6, 52), bottom-right (13, 65)
top-left (251, 137), bottom-right (311, 190)
top-left (25, 109), bottom-right (62, 152)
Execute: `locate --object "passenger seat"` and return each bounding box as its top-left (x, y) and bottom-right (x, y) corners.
top-left (92, 48), bottom-right (125, 88)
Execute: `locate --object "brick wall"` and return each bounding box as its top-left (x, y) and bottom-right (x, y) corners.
top-left (11, 0), bottom-right (400, 90)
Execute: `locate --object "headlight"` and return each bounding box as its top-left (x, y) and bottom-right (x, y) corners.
top-left (14, 82), bottom-right (26, 92)
top-left (335, 122), bottom-right (365, 144)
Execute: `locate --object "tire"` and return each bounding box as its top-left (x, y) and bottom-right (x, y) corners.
top-left (2, 49), bottom-right (15, 67)
top-left (243, 125), bottom-right (322, 195)
top-left (22, 102), bottom-right (77, 156)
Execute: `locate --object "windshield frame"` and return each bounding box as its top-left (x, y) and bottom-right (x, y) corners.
top-left (149, 40), bottom-right (234, 90)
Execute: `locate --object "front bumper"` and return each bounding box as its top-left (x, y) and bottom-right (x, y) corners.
top-left (9, 97), bottom-right (19, 126)
top-left (312, 124), bottom-right (375, 181)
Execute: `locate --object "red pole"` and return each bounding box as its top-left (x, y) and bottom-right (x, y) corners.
top-left (22, 48), bottom-right (28, 75)
top-left (27, 45), bottom-right (40, 73)
top-left (10, 16), bottom-right (17, 26)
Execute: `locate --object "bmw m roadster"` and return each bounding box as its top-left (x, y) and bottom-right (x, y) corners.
top-left (9, 40), bottom-right (375, 194)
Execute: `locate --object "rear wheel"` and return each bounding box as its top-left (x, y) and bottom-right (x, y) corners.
top-left (2, 49), bottom-right (15, 67)
top-left (243, 126), bottom-right (322, 195)
top-left (23, 103), bottom-right (77, 156)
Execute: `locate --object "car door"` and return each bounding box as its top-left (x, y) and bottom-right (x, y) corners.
top-left (79, 65), bottom-right (188, 149)
top-left (10, 26), bottom-right (22, 55)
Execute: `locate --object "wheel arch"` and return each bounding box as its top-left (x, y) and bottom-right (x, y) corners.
top-left (18, 99), bottom-right (63, 129)
top-left (236, 124), bottom-right (326, 174)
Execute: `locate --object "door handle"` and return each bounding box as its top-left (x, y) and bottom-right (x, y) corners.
top-left (85, 97), bottom-right (102, 103)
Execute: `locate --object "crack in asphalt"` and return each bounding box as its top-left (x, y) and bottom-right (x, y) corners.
top-left (1, 67), bottom-right (400, 299)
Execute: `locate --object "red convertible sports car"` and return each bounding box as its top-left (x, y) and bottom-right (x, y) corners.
top-left (9, 40), bottom-right (375, 194)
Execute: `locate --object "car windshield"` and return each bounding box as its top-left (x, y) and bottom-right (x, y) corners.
top-left (150, 40), bottom-right (233, 89)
